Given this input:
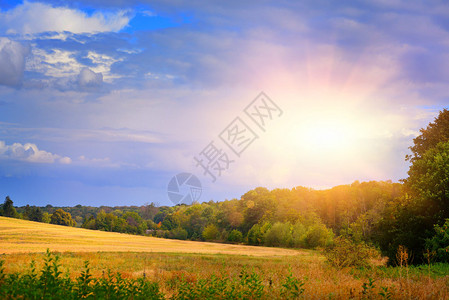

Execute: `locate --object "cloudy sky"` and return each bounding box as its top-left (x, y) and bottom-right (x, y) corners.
top-left (0, 0), bottom-right (448, 207)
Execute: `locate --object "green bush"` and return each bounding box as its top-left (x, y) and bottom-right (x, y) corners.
top-left (0, 250), bottom-right (310, 299)
top-left (202, 224), bottom-right (220, 241)
top-left (303, 223), bottom-right (333, 248)
top-left (0, 250), bottom-right (164, 300)
top-left (425, 218), bottom-right (449, 262)
top-left (264, 222), bottom-right (292, 247)
top-left (324, 236), bottom-right (380, 268)
top-left (247, 222), bottom-right (271, 245)
top-left (263, 220), bottom-right (333, 249)
top-left (227, 229), bottom-right (243, 243)
top-left (171, 227), bottom-right (188, 240)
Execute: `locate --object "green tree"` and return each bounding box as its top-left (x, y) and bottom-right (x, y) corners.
top-left (50, 209), bottom-right (76, 226)
top-left (265, 222), bottom-right (292, 247)
top-left (247, 222), bottom-right (271, 245)
top-left (227, 229), bottom-right (243, 243)
top-left (2, 196), bottom-right (18, 218)
top-left (202, 224), bottom-right (219, 241)
top-left (29, 207), bottom-right (43, 222)
top-left (376, 109), bottom-right (449, 264)
top-left (425, 218), bottom-right (449, 262)
top-left (408, 109), bottom-right (449, 163)
top-left (42, 212), bottom-right (51, 223)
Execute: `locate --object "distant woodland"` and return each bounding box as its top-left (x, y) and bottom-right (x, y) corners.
top-left (4, 108), bottom-right (449, 266)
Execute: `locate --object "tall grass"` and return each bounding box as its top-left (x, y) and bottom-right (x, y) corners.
top-left (1, 250), bottom-right (449, 299)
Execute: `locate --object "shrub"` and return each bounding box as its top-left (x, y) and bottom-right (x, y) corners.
top-left (171, 227), bottom-right (188, 240)
top-left (264, 222), bottom-right (292, 247)
top-left (50, 209), bottom-right (76, 227)
top-left (303, 223), bottom-right (333, 248)
top-left (324, 236), bottom-right (380, 268)
top-left (227, 229), bottom-right (243, 243)
top-left (202, 224), bottom-right (220, 241)
top-left (425, 218), bottom-right (449, 262)
top-left (0, 250), bottom-right (165, 299)
top-left (247, 222), bottom-right (271, 245)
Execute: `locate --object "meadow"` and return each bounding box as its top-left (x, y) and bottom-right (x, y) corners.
top-left (1, 217), bottom-right (449, 299)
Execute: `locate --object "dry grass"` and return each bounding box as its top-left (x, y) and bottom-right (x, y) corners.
top-left (0, 217), bottom-right (299, 256)
top-left (1, 217), bottom-right (449, 298)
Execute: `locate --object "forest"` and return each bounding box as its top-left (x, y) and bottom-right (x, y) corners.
top-left (3, 108), bottom-right (449, 266)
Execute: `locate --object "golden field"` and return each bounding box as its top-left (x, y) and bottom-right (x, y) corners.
top-left (0, 216), bottom-right (299, 256)
top-left (1, 216), bottom-right (449, 299)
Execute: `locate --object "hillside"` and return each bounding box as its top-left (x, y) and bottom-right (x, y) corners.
top-left (0, 216), bottom-right (299, 256)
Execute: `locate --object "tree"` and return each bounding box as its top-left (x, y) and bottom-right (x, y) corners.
top-left (406, 141), bottom-right (449, 223)
top-left (2, 196), bottom-right (17, 218)
top-left (408, 109), bottom-right (449, 163)
top-left (202, 224), bottom-right (219, 241)
top-left (227, 229), bottom-right (243, 243)
top-left (50, 209), bottom-right (76, 226)
top-left (42, 212), bottom-right (51, 223)
top-left (29, 207), bottom-right (43, 222)
top-left (425, 218), bottom-right (449, 262)
top-left (376, 109), bottom-right (449, 264)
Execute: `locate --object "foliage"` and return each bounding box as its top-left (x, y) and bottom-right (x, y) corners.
top-left (1, 196), bottom-right (17, 218)
top-left (425, 218), bottom-right (449, 262)
top-left (0, 250), bottom-right (164, 299)
top-left (264, 222), bottom-right (292, 247)
top-left (280, 268), bottom-right (305, 298)
top-left (374, 110), bottom-right (449, 264)
top-left (408, 108), bottom-right (449, 163)
top-left (247, 222), bottom-right (271, 246)
top-left (227, 229), bottom-right (243, 243)
top-left (6, 179), bottom-right (402, 252)
top-left (50, 209), bottom-right (76, 227)
top-left (324, 236), bottom-right (380, 268)
top-left (170, 227), bottom-right (188, 240)
top-left (202, 224), bottom-right (219, 241)
top-left (42, 212), bottom-right (51, 223)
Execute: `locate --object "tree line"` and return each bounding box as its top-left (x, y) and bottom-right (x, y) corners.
top-left (3, 108), bottom-right (449, 265)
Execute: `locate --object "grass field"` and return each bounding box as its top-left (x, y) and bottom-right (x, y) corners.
top-left (0, 216), bottom-right (299, 256)
top-left (1, 217), bottom-right (449, 299)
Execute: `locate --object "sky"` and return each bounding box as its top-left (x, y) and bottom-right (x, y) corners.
top-left (0, 0), bottom-right (448, 207)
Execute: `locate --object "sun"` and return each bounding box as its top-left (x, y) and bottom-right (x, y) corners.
top-left (303, 119), bottom-right (355, 152)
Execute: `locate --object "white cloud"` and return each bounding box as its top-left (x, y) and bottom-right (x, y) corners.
top-left (78, 67), bottom-right (103, 89)
top-left (0, 1), bottom-right (131, 35)
top-left (26, 48), bottom-right (121, 87)
top-left (0, 140), bottom-right (71, 164)
top-left (27, 48), bottom-right (82, 78)
top-left (0, 38), bottom-right (29, 87)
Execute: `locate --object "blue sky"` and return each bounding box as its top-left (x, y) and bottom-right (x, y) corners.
top-left (0, 0), bottom-right (448, 207)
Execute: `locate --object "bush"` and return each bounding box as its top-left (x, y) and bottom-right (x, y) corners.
top-left (50, 209), bottom-right (76, 227)
top-left (202, 224), bottom-right (220, 241)
top-left (324, 236), bottom-right (380, 268)
top-left (171, 227), bottom-right (188, 240)
top-left (264, 222), bottom-right (292, 247)
top-left (263, 221), bottom-right (333, 249)
top-left (291, 222), bottom-right (307, 248)
top-left (0, 250), bottom-right (165, 299)
top-left (227, 229), bottom-right (243, 243)
top-left (303, 223), bottom-right (333, 248)
top-left (247, 222), bottom-right (271, 245)
top-left (425, 218), bottom-right (449, 262)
